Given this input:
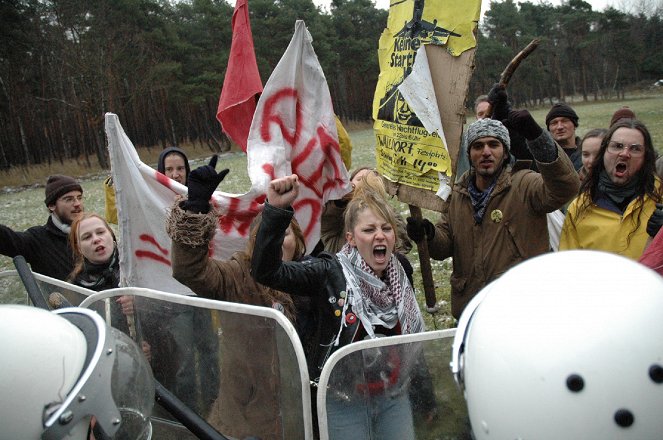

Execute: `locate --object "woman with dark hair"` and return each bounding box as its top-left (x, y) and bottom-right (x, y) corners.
top-left (560, 119), bottom-right (663, 258)
top-left (578, 128), bottom-right (608, 182)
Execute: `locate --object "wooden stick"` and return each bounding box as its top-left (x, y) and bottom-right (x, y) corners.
top-left (408, 204), bottom-right (438, 313)
top-left (499, 38), bottom-right (541, 87)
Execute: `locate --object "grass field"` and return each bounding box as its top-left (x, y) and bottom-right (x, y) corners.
top-left (2, 93), bottom-right (662, 324)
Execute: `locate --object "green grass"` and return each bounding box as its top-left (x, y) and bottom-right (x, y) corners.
top-left (2, 93), bottom-right (663, 316)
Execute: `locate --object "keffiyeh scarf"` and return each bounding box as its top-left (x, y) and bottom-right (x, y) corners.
top-left (334, 243), bottom-right (424, 344)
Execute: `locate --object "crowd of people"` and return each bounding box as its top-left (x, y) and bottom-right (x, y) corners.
top-left (1, 90), bottom-right (662, 439)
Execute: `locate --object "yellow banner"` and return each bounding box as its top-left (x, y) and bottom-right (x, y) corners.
top-left (373, 0), bottom-right (480, 191)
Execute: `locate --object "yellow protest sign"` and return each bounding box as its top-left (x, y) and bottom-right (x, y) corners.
top-left (373, 0), bottom-right (480, 192)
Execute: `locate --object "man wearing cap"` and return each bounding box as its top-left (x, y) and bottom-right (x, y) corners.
top-left (546, 102), bottom-right (583, 170)
top-left (407, 111), bottom-right (579, 319)
top-left (0, 175), bottom-right (84, 280)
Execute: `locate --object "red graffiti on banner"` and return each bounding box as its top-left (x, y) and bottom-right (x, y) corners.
top-left (135, 234), bottom-right (171, 266)
top-left (217, 195), bottom-right (266, 237)
top-left (256, 87), bottom-right (347, 241)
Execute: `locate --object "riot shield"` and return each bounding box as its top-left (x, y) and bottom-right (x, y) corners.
top-left (80, 288), bottom-right (312, 440)
top-left (316, 330), bottom-right (471, 440)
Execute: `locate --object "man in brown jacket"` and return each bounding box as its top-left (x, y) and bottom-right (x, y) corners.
top-left (407, 111), bottom-right (580, 319)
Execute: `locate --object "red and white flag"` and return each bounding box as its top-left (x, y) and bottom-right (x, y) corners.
top-left (106, 20), bottom-right (349, 293)
top-left (216, 0), bottom-right (263, 152)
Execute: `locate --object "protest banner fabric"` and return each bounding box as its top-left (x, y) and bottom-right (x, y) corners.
top-left (106, 21), bottom-right (348, 293)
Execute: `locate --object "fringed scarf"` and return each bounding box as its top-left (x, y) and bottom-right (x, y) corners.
top-left (74, 247), bottom-right (120, 291)
top-left (334, 243), bottom-right (424, 344)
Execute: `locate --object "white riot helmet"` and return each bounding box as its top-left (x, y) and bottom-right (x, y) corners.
top-left (0, 305), bottom-right (154, 440)
top-left (451, 250), bottom-right (663, 440)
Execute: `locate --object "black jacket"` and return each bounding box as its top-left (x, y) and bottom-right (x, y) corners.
top-left (251, 203), bottom-right (359, 381)
top-left (0, 216), bottom-right (73, 280)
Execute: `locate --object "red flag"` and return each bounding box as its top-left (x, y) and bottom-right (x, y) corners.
top-left (216, 0), bottom-right (263, 152)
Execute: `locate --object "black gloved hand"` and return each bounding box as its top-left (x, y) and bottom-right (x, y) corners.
top-left (406, 217), bottom-right (435, 242)
top-left (506, 109), bottom-right (543, 141)
top-left (181, 155), bottom-right (230, 214)
top-left (487, 83), bottom-right (510, 122)
top-left (647, 203), bottom-right (663, 237)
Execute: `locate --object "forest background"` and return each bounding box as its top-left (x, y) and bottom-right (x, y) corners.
top-left (2, 0), bottom-right (663, 175)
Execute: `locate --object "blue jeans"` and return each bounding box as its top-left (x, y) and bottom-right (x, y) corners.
top-left (326, 391), bottom-right (415, 439)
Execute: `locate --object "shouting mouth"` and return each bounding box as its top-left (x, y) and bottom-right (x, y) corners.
top-left (615, 162), bottom-right (628, 178)
top-left (374, 245), bottom-right (388, 263)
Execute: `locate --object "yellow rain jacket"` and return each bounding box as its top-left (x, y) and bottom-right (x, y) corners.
top-left (560, 179), bottom-right (662, 259)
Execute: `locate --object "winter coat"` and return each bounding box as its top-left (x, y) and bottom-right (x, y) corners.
top-left (0, 216), bottom-right (73, 280)
top-left (167, 205), bottom-right (292, 440)
top-left (252, 203), bottom-right (367, 381)
top-left (559, 180), bottom-right (661, 260)
top-left (639, 227), bottom-right (663, 275)
top-left (428, 134), bottom-right (579, 319)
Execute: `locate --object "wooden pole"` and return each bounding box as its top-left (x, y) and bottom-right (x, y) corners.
top-left (408, 204), bottom-right (438, 312)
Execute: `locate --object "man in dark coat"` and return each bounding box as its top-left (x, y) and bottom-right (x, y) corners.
top-left (546, 102), bottom-right (583, 171)
top-left (0, 175), bottom-right (84, 280)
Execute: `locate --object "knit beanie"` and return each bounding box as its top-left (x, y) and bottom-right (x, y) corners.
top-left (44, 175), bottom-right (83, 206)
top-left (545, 103), bottom-right (579, 128)
top-left (466, 119), bottom-right (511, 154)
top-left (609, 107), bottom-right (636, 126)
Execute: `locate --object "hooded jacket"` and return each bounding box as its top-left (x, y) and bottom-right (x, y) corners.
top-left (157, 147), bottom-right (190, 180)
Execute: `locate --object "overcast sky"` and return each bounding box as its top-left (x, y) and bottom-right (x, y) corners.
top-left (313, 0), bottom-right (621, 14)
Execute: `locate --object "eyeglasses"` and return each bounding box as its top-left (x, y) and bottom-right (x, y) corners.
top-left (607, 141), bottom-right (645, 157)
top-left (59, 195), bottom-right (83, 204)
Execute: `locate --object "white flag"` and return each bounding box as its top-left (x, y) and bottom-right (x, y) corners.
top-left (105, 20), bottom-right (349, 293)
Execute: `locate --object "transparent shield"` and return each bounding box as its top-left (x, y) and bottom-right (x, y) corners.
top-left (317, 331), bottom-right (471, 440)
top-left (81, 289), bottom-right (312, 440)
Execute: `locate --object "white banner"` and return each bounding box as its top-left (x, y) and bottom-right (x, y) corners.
top-left (105, 20), bottom-right (349, 294)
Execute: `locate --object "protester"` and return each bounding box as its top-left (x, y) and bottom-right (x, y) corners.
top-left (579, 128), bottom-right (608, 182)
top-left (546, 102), bottom-right (582, 170)
top-left (559, 119), bottom-right (663, 259)
top-left (639, 227), bottom-right (663, 276)
top-left (165, 155), bottom-right (306, 439)
top-left (0, 174), bottom-right (83, 280)
top-left (319, 167), bottom-right (413, 280)
top-left (457, 86), bottom-right (536, 181)
top-left (105, 146), bottom-right (191, 224)
top-left (252, 172), bottom-right (426, 439)
top-left (67, 213), bottom-right (138, 344)
top-left (318, 166), bottom-right (436, 423)
top-left (609, 106), bottom-right (636, 126)
top-left (157, 146), bottom-right (190, 185)
top-left (407, 113), bottom-right (579, 320)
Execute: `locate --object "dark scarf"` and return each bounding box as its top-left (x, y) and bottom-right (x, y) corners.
top-left (468, 176), bottom-right (498, 224)
top-left (598, 170), bottom-right (640, 210)
top-left (75, 247), bottom-right (120, 291)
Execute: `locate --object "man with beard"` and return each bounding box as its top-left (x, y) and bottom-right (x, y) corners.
top-left (560, 119), bottom-right (663, 259)
top-left (0, 175), bottom-right (84, 279)
top-left (407, 113), bottom-right (579, 320)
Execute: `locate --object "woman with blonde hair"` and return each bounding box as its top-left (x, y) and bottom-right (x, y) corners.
top-left (252, 172), bottom-right (425, 439)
